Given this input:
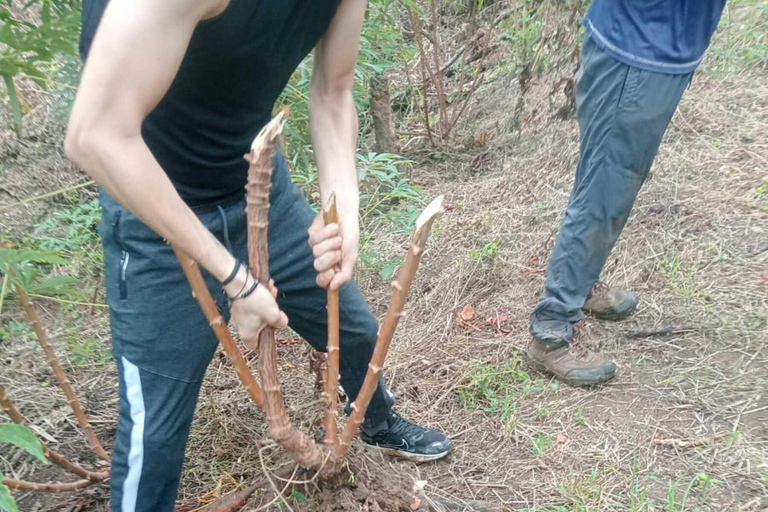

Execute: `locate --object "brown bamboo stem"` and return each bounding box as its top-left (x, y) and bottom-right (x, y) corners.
top-left (246, 109), bottom-right (327, 470)
top-left (11, 278), bottom-right (110, 462)
top-left (1, 476), bottom-right (98, 493)
top-left (336, 196), bottom-right (444, 459)
top-left (0, 384), bottom-right (109, 482)
top-left (321, 194), bottom-right (340, 450)
top-left (173, 249), bottom-right (265, 410)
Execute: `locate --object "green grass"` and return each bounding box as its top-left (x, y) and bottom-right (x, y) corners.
top-left (469, 240), bottom-right (500, 265)
top-left (32, 198), bottom-right (102, 262)
top-left (702, 0), bottom-right (768, 77)
top-left (64, 328), bottom-right (112, 368)
top-left (455, 355), bottom-right (557, 435)
top-left (656, 254), bottom-right (710, 301)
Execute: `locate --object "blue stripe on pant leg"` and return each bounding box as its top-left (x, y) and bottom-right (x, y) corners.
top-left (121, 357), bottom-right (145, 512)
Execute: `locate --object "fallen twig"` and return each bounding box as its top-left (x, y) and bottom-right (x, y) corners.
top-left (0, 179), bottom-right (96, 212)
top-left (653, 432), bottom-right (727, 449)
top-left (1, 477), bottom-right (100, 493)
top-left (626, 325), bottom-right (695, 339)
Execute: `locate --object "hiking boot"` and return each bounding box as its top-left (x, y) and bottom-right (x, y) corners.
top-left (526, 337), bottom-right (616, 387)
top-left (583, 281), bottom-right (639, 320)
top-left (361, 412), bottom-right (452, 463)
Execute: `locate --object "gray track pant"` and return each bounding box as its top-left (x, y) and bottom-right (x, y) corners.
top-left (530, 33), bottom-right (694, 345)
top-left (99, 151), bottom-right (393, 512)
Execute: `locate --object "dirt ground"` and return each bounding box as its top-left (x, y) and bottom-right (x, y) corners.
top-left (1, 1), bottom-right (766, 511)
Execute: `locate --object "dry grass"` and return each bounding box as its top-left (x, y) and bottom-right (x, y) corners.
top-left (1, 1), bottom-right (766, 510)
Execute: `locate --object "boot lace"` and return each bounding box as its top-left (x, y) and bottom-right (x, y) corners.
top-left (590, 281), bottom-right (610, 299)
top-left (570, 321), bottom-right (589, 359)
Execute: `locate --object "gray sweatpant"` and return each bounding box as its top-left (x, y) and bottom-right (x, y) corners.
top-left (99, 151), bottom-right (394, 512)
top-left (530, 33), bottom-right (693, 346)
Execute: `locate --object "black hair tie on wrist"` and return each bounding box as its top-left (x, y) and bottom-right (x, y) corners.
top-left (230, 280), bottom-right (259, 302)
top-left (221, 259), bottom-right (242, 287)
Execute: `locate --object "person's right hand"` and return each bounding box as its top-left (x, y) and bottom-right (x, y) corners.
top-left (224, 268), bottom-right (288, 349)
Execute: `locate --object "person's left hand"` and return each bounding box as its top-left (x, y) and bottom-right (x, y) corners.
top-left (308, 207), bottom-right (359, 290)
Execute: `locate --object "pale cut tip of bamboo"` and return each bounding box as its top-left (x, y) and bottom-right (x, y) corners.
top-left (415, 195), bottom-right (445, 231)
top-left (250, 107), bottom-right (289, 152)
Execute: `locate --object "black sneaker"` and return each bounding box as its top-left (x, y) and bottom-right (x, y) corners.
top-left (360, 412), bottom-right (452, 462)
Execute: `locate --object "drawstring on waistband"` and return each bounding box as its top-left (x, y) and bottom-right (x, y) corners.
top-left (217, 205), bottom-right (234, 254)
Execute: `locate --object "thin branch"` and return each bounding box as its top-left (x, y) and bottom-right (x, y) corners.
top-left (625, 325), bottom-right (696, 339)
top-left (439, 7), bottom-right (514, 74)
top-left (1, 477), bottom-right (100, 492)
top-left (428, 0), bottom-right (448, 134)
top-left (653, 432), bottom-right (727, 449)
top-left (0, 273), bottom-right (9, 315)
top-left (321, 194), bottom-right (340, 451)
top-left (173, 249), bottom-right (265, 410)
top-left (336, 196), bottom-right (444, 459)
top-left (10, 272), bottom-right (110, 462)
top-left (409, 7), bottom-right (435, 146)
top-left (446, 0), bottom-right (499, 138)
top-left (0, 179), bottom-right (95, 212)
top-left (0, 384), bottom-right (109, 482)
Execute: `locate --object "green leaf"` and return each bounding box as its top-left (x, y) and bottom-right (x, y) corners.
top-left (0, 248), bottom-right (67, 266)
top-left (0, 424), bottom-right (47, 463)
top-left (0, 477), bottom-right (19, 512)
top-left (28, 275), bottom-right (76, 295)
top-left (381, 262), bottom-right (397, 281)
top-left (291, 490), bottom-right (309, 504)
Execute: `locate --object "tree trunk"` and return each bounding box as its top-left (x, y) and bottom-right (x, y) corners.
top-left (371, 73), bottom-right (400, 154)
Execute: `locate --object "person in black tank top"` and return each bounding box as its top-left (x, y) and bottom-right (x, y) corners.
top-left (67, 1), bottom-right (451, 510)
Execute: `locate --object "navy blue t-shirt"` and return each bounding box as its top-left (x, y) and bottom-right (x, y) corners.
top-left (584, 0), bottom-right (727, 74)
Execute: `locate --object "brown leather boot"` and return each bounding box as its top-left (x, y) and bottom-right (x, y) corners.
top-left (583, 281), bottom-right (639, 320)
top-left (526, 337), bottom-right (616, 386)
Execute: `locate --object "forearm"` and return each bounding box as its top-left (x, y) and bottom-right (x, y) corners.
top-left (310, 89), bottom-right (359, 214)
top-left (66, 134), bottom-right (235, 281)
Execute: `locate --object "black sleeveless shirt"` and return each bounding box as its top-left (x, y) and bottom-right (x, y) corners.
top-left (80, 0), bottom-right (341, 205)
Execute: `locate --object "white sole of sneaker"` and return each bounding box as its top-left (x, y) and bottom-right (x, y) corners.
top-left (364, 443), bottom-right (450, 463)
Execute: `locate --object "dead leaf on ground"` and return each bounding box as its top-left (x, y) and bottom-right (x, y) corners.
top-left (458, 303), bottom-right (475, 322)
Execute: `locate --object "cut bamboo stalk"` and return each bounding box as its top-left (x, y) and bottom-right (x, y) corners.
top-left (173, 248), bottom-right (265, 410)
top-left (12, 279), bottom-right (110, 462)
top-left (0, 384), bottom-right (109, 483)
top-left (336, 195), bottom-right (444, 459)
top-left (245, 109), bottom-right (327, 470)
top-left (322, 194), bottom-right (340, 450)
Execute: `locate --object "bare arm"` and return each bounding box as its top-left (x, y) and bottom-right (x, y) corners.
top-left (308, 0), bottom-right (367, 290)
top-left (66, 0), bottom-right (287, 340)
